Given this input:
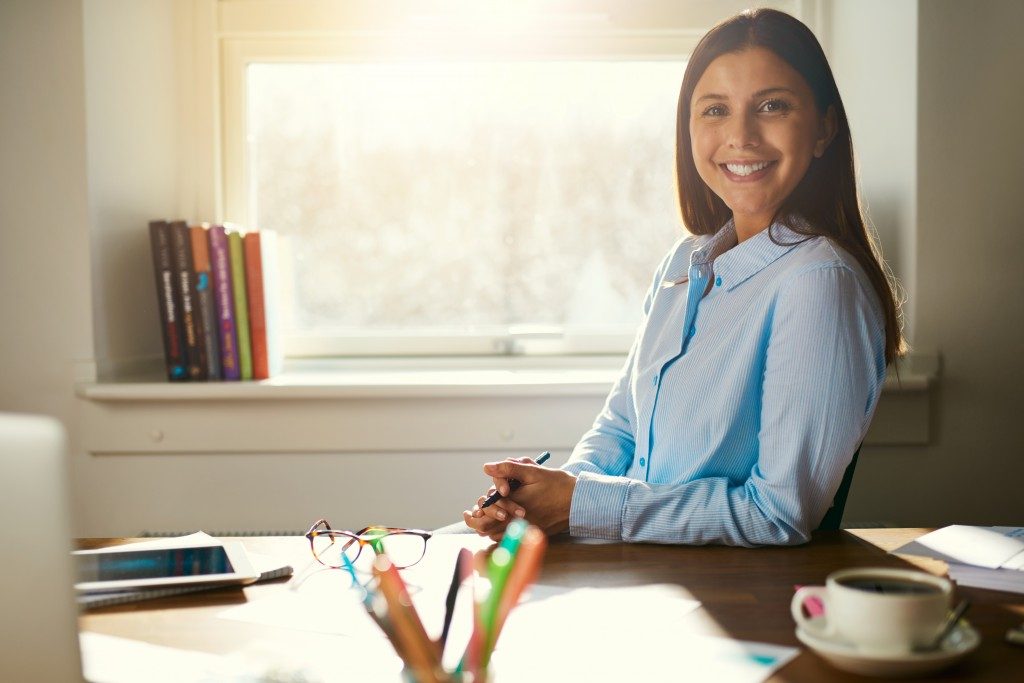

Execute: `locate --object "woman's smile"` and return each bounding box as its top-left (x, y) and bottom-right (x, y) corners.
top-left (719, 159), bottom-right (778, 181)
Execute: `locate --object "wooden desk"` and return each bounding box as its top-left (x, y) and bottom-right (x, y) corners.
top-left (80, 529), bottom-right (1024, 681)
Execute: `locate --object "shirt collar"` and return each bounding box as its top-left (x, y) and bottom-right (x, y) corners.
top-left (708, 216), bottom-right (814, 291)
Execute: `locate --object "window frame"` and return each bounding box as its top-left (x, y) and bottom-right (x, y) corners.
top-left (205, 0), bottom-right (818, 358)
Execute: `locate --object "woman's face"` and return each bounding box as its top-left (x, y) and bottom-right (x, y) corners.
top-left (689, 47), bottom-right (835, 239)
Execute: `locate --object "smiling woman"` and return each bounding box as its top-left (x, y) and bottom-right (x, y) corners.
top-left (463, 8), bottom-right (906, 546)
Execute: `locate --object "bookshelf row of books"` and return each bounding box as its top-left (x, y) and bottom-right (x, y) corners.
top-left (149, 220), bottom-right (280, 381)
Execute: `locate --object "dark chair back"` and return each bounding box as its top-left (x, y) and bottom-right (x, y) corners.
top-left (815, 446), bottom-right (861, 532)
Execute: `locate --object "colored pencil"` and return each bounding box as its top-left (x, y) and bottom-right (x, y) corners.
top-left (480, 519), bottom-right (528, 645)
top-left (487, 525), bottom-right (547, 661)
top-left (373, 555), bottom-right (442, 682)
top-left (460, 549), bottom-right (490, 677)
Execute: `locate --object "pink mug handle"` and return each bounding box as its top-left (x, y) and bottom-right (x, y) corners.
top-left (791, 585), bottom-right (832, 635)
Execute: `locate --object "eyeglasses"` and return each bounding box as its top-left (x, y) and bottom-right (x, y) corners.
top-left (304, 519), bottom-right (432, 572)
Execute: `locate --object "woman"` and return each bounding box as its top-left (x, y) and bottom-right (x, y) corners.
top-left (463, 8), bottom-right (903, 546)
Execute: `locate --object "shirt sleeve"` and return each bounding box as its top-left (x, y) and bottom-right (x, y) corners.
top-left (568, 263), bottom-right (887, 546)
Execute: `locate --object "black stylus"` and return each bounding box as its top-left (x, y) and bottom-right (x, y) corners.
top-left (480, 452), bottom-right (550, 508)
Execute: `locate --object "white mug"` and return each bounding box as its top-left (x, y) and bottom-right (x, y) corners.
top-left (791, 567), bottom-right (953, 654)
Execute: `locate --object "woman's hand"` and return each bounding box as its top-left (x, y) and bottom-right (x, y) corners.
top-left (463, 456), bottom-right (532, 541)
top-left (462, 457), bottom-right (577, 539)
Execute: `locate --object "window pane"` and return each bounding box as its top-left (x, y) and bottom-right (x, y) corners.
top-left (248, 60), bottom-right (685, 336)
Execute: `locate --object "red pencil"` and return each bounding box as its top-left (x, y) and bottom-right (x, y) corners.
top-left (373, 555), bottom-right (443, 682)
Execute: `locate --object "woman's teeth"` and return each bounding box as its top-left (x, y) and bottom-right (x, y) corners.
top-left (724, 161), bottom-right (772, 176)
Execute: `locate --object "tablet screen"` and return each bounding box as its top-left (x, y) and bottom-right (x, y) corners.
top-left (76, 546), bottom-right (234, 582)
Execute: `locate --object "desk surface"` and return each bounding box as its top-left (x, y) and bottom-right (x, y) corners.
top-left (80, 529), bottom-right (1024, 681)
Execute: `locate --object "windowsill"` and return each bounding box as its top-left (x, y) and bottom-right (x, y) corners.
top-left (75, 352), bottom-right (938, 453)
top-left (76, 352), bottom-right (935, 401)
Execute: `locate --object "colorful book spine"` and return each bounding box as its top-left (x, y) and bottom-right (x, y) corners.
top-left (243, 231), bottom-right (269, 380)
top-left (190, 225), bottom-right (221, 380)
top-left (148, 220), bottom-right (188, 381)
top-left (228, 230), bottom-right (253, 380)
top-left (208, 225), bottom-right (240, 380)
top-left (169, 220), bottom-right (205, 380)
top-left (241, 230), bottom-right (283, 379)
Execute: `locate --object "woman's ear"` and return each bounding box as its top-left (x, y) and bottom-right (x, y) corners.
top-left (814, 105), bottom-right (838, 158)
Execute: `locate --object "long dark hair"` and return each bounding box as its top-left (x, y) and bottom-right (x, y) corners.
top-left (675, 8), bottom-right (905, 364)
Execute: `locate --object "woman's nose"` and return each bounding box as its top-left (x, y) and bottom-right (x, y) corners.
top-left (726, 111), bottom-right (760, 149)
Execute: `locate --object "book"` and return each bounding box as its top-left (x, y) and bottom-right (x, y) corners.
top-left (190, 225), bottom-right (222, 380)
top-left (243, 230), bottom-right (282, 379)
top-left (893, 525), bottom-right (1024, 595)
top-left (169, 220), bottom-right (205, 380)
top-left (208, 225), bottom-right (241, 380)
top-left (228, 230), bottom-right (253, 380)
top-left (148, 220), bottom-right (188, 381)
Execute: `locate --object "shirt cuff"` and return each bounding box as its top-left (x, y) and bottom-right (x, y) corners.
top-left (568, 471), bottom-right (631, 540)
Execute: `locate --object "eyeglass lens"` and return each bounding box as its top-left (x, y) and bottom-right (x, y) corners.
top-left (311, 531), bottom-right (426, 570)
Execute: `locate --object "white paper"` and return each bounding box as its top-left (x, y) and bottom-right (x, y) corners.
top-left (79, 632), bottom-right (225, 683)
top-left (218, 567), bottom-right (385, 638)
top-left (80, 631), bottom-right (403, 683)
top-left (893, 525), bottom-right (1024, 569)
top-left (74, 532), bottom-right (223, 557)
top-left (491, 635), bottom-right (798, 682)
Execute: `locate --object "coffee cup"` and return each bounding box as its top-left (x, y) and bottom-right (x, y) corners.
top-left (791, 567), bottom-right (953, 654)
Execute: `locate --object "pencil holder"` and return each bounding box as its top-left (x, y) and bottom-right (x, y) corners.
top-left (400, 667), bottom-right (491, 683)
top-left (371, 521), bottom-right (545, 683)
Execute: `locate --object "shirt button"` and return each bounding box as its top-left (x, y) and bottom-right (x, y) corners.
top-left (715, 276), bottom-right (722, 287)
top-left (639, 458), bottom-right (646, 467)
top-left (652, 375), bottom-right (659, 386)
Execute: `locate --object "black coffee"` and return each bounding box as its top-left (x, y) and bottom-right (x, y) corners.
top-left (838, 577), bottom-right (942, 595)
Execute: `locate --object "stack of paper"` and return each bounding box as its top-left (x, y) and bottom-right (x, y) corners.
top-left (893, 525), bottom-right (1024, 594)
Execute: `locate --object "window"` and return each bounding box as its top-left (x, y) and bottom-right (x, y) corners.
top-left (214, 1), bottom-right (814, 357)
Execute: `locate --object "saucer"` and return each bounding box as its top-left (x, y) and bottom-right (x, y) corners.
top-left (795, 616), bottom-right (980, 678)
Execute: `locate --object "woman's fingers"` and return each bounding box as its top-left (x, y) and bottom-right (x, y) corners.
top-left (463, 509), bottom-right (504, 537)
top-left (490, 475), bottom-right (511, 497)
top-left (483, 497), bottom-right (525, 522)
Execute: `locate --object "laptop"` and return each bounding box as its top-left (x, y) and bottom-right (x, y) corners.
top-left (0, 412), bottom-right (84, 681)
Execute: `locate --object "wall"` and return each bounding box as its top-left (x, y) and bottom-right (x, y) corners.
top-left (843, 0), bottom-right (1024, 525)
top-left (826, 0), bottom-right (918, 341)
top-left (0, 0), bottom-right (94, 529)
top-left (84, 0), bottom-right (183, 376)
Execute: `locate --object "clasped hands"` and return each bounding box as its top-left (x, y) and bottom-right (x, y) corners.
top-left (462, 456), bottom-right (577, 541)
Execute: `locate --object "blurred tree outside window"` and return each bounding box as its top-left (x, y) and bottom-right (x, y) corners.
top-left (247, 59), bottom-right (685, 350)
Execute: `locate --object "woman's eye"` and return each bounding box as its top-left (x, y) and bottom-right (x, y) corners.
top-left (702, 104), bottom-right (728, 117)
top-left (759, 98), bottom-right (791, 114)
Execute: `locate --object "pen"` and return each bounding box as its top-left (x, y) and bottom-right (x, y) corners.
top-left (439, 548), bottom-right (471, 655)
top-left (480, 452), bottom-right (551, 508)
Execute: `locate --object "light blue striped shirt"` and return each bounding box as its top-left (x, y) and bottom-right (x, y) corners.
top-left (563, 219), bottom-right (887, 547)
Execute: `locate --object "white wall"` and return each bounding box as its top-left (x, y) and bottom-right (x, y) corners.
top-left (827, 0), bottom-right (917, 341)
top-left (0, 0), bottom-right (94, 531)
top-left (84, 0), bottom-right (182, 376)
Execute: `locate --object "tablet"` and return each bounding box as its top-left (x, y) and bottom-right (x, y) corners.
top-left (73, 541), bottom-right (260, 592)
